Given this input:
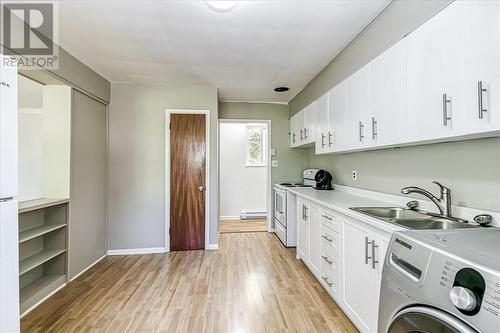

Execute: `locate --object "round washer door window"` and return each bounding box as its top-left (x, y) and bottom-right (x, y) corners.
top-left (388, 306), bottom-right (478, 333)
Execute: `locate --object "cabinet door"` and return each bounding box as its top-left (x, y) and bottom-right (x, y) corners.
top-left (296, 198), bottom-right (309, 261)
top-left (342, 218), bottom-right (376, 332)
top-left (370, 39), bottom-right (407, 146)
top-left (331, 82), bottom-right (350, 151)
top-left (406, 2), bottom-right (464, 142)
top-left (461, 1), bottom-right (500, 133)
top-left (290, 113), bottom-right (299, 147)
top-left (303, 103), bottom-right (316, 145)
top-left (346, 65), bottom-right (371, 149)
top-left (315, 94), bottom-right (330, 154)
top-left (307, 203), bottom-right (322, 277)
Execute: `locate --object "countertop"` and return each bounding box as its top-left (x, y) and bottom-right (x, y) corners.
top-left (288, 187), bottom-right (405, 234)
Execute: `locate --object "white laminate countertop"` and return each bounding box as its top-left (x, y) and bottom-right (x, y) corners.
top-left (288, 187), bottom-right (407, 234)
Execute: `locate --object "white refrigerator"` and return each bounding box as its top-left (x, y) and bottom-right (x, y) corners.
top-left (0, 55), bottom-right (20, 332)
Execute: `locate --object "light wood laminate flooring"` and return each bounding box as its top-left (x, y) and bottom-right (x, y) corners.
top-left (21, 232), bottom-right (357, 332)
top-left (219, 219), bottom-right (267, 233)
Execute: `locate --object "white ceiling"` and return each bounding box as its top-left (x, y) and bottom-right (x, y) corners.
top-left (57, 1), bottom-right (388, 102)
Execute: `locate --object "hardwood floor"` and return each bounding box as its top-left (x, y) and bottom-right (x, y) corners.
top-left (21, 232), bottom-right (358, 333)
top-left (219, 219), bottom-right (267, 233)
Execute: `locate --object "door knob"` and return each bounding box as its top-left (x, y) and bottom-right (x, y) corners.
top-left (198, 186), bottom-right (205, 192)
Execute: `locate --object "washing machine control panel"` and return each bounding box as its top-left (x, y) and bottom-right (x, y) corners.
top-left (438, 259), bottom-right (500, 319)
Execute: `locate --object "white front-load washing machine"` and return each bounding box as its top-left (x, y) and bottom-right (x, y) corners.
top-left (378, 228), bottom-right (500, 333)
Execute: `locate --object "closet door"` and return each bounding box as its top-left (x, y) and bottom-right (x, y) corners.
top-left (69, 90), bottom-right (107, 279)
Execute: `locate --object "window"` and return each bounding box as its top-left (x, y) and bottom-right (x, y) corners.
top-left (245, 125), bottom-right (267, 167)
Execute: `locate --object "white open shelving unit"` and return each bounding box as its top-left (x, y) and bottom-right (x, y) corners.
top-left (18, 198), bottom-right (69, 315)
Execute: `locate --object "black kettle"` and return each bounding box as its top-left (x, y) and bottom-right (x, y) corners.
top-left (314, 170), bottom-right (333, 190)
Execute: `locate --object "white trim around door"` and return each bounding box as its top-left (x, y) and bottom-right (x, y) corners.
top-left (165, 109), bottom-right (210, 252)
top-left (218, 119), bottom-right (273, 233)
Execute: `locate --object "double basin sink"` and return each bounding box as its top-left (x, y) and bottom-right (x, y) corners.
top-left (350, 207), bottom-right (477, 230)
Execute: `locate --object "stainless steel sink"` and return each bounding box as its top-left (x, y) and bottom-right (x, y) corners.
top-left (351, 207), bottom-right (428, 220)
top-left (350, 207), bottom-right (477, 230)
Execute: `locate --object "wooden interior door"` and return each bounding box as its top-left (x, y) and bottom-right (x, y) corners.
top-left (170, 114), bottom-right (206, 251)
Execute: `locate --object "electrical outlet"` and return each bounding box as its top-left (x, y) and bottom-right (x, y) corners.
top-left (352, 170), bottom-right (357, 180)
top-left (271, 160), bottom-right (278, 167)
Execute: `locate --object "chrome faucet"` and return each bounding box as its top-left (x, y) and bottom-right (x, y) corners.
top-left (401, 181), bottom-right (452, 217)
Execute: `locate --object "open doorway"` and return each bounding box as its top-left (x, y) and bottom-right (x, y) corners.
top-left (219, 120), bottom-right (271, 234)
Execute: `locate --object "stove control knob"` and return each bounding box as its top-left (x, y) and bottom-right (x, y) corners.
top-left (450, 286), bottom-right (477, 311)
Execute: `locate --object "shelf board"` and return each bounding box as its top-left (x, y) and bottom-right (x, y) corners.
top-left (20, 274), bottom-right (66, 315)
top-left (19, 223), bottom-right (67, 243)
top-left (19, 249), bottom-right (66, 275)
top-left (19, 198), bottom-right (69, 214)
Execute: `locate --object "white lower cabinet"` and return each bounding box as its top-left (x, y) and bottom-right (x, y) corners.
top-left (296, 198), bottom-right (321, 278)
top-left (296, 198), bottom-right (392, 333)
top-left (341, 216), bottom-right (390, 332)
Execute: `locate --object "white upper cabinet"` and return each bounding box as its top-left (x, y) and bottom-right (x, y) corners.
top-left (346, 64), bottom-right (371, 150)
top-left (315, 93), bottom-right (331, 154)
top-left (292, 1), bottom-right (500, 153)
top-left (369, 39), bottom-right (407, 146)
top-left (406, 2), bottom-right (466, 142)
top-left (290, 110), bottom-right (304, 147)
top-left (461, 1), bottom-right (500, 133)
top-left (331, 82), bottom-right (348, 152)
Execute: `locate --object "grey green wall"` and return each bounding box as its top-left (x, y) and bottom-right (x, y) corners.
top-left (219, 102), bottom-right (306, 185)
top-left (290, 0), bottom-right (500, 213)
top-left (108, 83), bottom-right (219, 250)
top-left (307, 139), bottom-right (500, 212)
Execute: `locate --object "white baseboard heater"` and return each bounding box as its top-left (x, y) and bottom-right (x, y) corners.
top-left (240, 210), bottom-right (267, 220)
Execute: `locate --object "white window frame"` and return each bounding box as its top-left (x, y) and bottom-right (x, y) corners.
top-left (245, 125), bottom-right (267, 167)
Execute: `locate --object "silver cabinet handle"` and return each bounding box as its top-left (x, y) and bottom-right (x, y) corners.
top-left (478, 81), bottom-right (488, 119)
top-left (321, 214), bottom-right (333, 221)
top-left (365, 237), bottom-right (372, 265)
top-left (302, 204), bottom-right (305, 220)
top-left (304, 205), bottom-right (308, 220)
top-left (304, 128), bottom-right (308, 140)
top-left (300, 129), bottom-right (304, 141)
top-left (321, 133), bottom-right (326, 148)
top-left (322, 276), bottom-right (333, 287)
top-left (442, 93), bottom-right (451, 126)
top-left (371, 117), bottom-right (377, 140)
top-left (359, 121), bottom-right (364, 142)
top-left (322, 234), bottom-right (333, 243)
top-left (371, 239), bottom-right (379, 269)
top-left (328, 131), bottom-right (333, 147)
top-left (292, 133), bottom-right (296, 143)
top-left (322, 255), bottom-right (333, 265)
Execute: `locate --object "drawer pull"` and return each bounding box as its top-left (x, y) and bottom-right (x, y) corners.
top-left (322, 276), bottom-right (333, 287)
top-left (321, 214), bottom-right (333, 221)
top-left (322, 255), bottom-right (333, 265)
top-left (322, 234), bottom-right (333, 243)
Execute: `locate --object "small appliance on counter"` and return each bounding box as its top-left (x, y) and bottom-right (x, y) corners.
top-left (302, 168), bottom-right (320, 186)
top-left (314, 169), bottom-right (333, 190)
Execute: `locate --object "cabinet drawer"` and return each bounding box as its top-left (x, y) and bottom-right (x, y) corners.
top-left (321, 210), bottom-right (338, 233)
top-left (321, 228), bottom-right (340, 255)
top-left (320, 263), bottom-right (338, 297)
top-left (321, 246), bottom-right (339, 274)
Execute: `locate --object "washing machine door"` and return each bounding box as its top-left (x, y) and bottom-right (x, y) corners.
top-left (388, 306), bottom-right (478, 333)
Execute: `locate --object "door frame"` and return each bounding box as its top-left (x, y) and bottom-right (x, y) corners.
top-left (165, 109), bottom-right (210, 251)
top-left (218, 119), bottom-right (272, 233)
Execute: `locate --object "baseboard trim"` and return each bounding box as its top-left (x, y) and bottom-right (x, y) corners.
top-left (20, 283), bottom-right (66, 318)
top-left (107, 247), bottom-right (166, 255)
top-left (70, 254), bottom-right (107, 282)
top-left (269, 228), bottom-right (275, 232)
top-left (206, 244), bottom-right (219, 250)
top-left (219, 216), bottom-right (240, 220)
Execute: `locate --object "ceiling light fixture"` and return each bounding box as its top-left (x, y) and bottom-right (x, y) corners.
top-left (274, 87), bottom-right (290, 92)
top-left (204, 1), bottom-right (238, 13)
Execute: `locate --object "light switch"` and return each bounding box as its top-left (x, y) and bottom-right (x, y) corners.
top-left (271, 160), bottom-right (278, 167)
top-left (271, 148), bottom-right (276, 156)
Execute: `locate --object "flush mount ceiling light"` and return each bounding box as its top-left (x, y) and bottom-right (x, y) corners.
top-left (274, 87), bottom-right (290, 92)
top-left (204, 1), bottom-right (238, 13)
